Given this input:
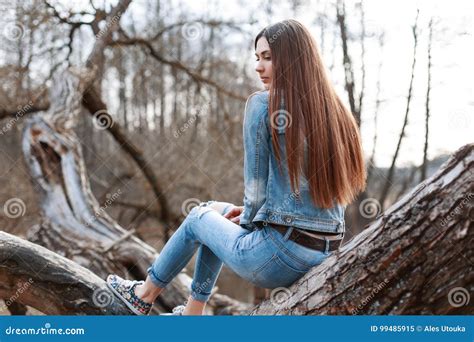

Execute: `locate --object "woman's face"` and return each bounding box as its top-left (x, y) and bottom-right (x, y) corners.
top-left (255, 36), bottom-right (272, 90)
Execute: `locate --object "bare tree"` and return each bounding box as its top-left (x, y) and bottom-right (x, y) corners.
top-left (357, 0), bottom-right (366, 117)
top-left (366, 32), bottom-right (385, 184)
top-left (421, 18), bottom-right (434, 182)
top-left (12, 0), bottom-right (248, 315)
top-left (379, 10), bottom-right (420, 208)
top-left (19, 67), bottom-right (248, 316)
top-left (335, 0), bottom-right (373, 237)
top-left (336, 0), bottom-right (361, 125)
top-left (395, 164), bottom-right (420, 200)
top-left (1, 2), bottom-right (253, 236)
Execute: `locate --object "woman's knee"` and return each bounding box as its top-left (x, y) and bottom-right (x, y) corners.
top-left (187, 201), bottom-right (217, 220)
top-left (200, 200), bottom-right (234, 216)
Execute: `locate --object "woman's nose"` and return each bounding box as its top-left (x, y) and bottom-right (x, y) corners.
top-left (255, 61), bottom-right (264, 73)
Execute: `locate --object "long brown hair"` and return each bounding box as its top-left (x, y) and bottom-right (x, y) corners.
top-left (255, 19), bottom-right (366, 209)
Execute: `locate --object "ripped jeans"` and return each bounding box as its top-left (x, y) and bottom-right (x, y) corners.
top-left (146, 201), bottom-right (332, 302)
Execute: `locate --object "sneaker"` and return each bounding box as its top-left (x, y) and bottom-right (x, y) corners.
top-left (106, 274), bottom-right (152, 315)
top-left (160, 304), bottom-right (186, 316)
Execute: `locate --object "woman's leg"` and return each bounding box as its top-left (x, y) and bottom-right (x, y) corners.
top-left (185, 201), bottom-right (234, 314)
top-left (134, 276), bottom-right (164, 303)
top-left (135, 200), bottom-right (236, 314)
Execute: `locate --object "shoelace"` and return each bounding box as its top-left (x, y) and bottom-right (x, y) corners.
top-left (118, 278), bottom-right (143, 289)
top-left (172, 305), bottom-right (186, 315)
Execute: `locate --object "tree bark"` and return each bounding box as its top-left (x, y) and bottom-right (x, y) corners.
top-left (0, 231), bottom-right (132, 315)
top-left (0, 231), bottom-right (251, 315)
top-left (252, 144), bottom-right (473, 315)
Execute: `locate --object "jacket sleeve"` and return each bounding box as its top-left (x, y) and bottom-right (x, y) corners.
top-left (239, 92), bottom-right (271, 227)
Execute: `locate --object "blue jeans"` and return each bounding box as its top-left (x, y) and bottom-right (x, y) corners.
top-left (146, 201), bottom-right (332, 302)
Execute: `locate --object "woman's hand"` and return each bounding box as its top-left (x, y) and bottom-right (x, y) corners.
top-left (223, 205), bottom-right (244, 224)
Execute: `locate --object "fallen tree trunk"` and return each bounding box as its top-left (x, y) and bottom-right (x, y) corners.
top-left (19, 70), bottom-right (250, 315)
top-left (22, 119), bottom-right (249, 314)
top-left (0, 231), bottom-right (132, 315)
top-left (6, 144), bottom-right (471, 315)
top-left (19, 73), bottom-right (184, 313)
top-left (0, 231), bottom-right (252, 315)
top-left (252, 144), bottom-right (473, 315)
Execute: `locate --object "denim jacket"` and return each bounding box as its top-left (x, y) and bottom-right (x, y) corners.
top-left (239, 90), bottom-right (346, 234)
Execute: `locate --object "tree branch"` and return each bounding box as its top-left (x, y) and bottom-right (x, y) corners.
top-left (109, 36), bottom-right (246, 101)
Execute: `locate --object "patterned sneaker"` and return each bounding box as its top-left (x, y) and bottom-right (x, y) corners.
top-left (161, 304), bottom-right (186, 316)
top-left (106, 274), bottom-right (152, 315)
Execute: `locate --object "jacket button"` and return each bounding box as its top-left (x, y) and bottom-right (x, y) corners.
top-left (284, 216), bottom-right (292, 223)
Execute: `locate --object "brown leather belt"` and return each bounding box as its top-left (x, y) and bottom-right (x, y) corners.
top-left (271, 224), bottom-right (342, 252)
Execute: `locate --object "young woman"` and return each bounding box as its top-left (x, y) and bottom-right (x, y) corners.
top-left (107, 19), bottom-right (366, 316)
